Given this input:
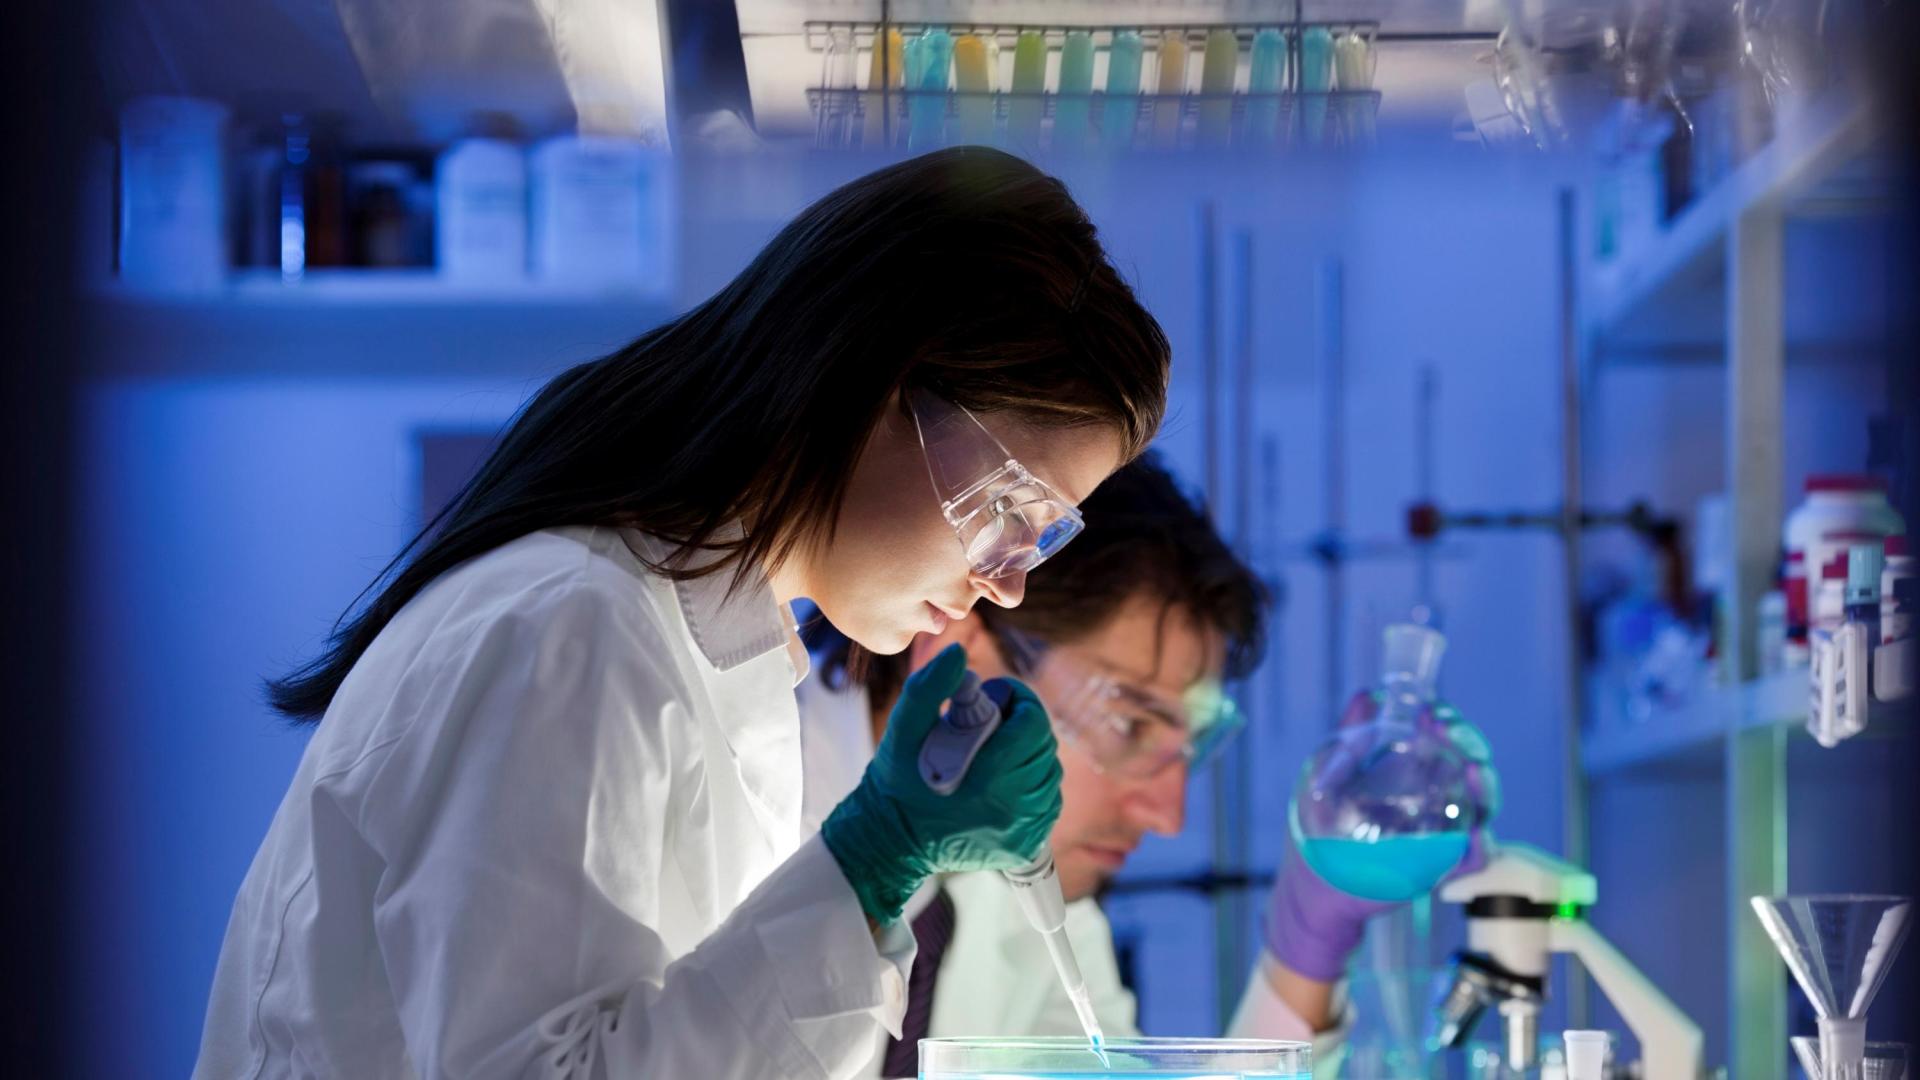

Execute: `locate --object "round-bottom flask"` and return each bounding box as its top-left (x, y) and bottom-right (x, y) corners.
top-left (1290, 624), bottom-right (1480, 902)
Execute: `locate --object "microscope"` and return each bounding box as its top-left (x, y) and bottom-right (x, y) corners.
top-left (1430, 844), bottom-right (1704, 1079)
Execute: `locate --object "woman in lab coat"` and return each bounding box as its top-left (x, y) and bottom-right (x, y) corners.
top-left (194, 147), bottom-right (1172, 1080)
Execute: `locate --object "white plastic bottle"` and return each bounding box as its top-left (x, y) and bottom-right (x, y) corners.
top-left (118, 96), bottom-right (229, 291)
top-left (436, 137), bottom-right (527, 281)
top-left (1784, 475), bottom-right (1906, 637)
top-left (1883, 535), bottom-right (1914, 645)
top-left (529, 135), bottom-right (675, 295)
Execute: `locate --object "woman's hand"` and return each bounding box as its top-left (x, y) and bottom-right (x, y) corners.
top-left (821, 643), bottom-right (1064, 925)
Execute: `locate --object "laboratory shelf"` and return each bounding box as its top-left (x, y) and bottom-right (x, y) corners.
top-left (85, 271), bottom-right (679, 380)
top-left (1582, 668), bottom-right (1910, 775)
top-left (1584, 94), bottom-right (1887, 356)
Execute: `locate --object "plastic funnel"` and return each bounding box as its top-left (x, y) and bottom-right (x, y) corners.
top-left (1751, 896), bottom-right (1912, 1020)
top-left (1564, 1030), bottom-right (1609, 1080)
top-left (1791, 1037), bottom-right (1908, 1080)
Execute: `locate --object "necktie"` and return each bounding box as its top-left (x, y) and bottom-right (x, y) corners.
top-left (881, 888), bottom-right (958, 1078)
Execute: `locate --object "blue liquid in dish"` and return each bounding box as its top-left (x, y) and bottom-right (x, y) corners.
top-left (1299, 833), bottom-right (1469, 902)
top-left (923, 1073), bottom-right (1308, 1078)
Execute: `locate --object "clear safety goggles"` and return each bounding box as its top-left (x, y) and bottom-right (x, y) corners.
top-left (909, 389), bottom-right (1085, 580)
top-left (1003, 629), bottom-right (1246, 779)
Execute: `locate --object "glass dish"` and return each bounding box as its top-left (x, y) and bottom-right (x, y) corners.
top-left (920, 1036), bottom-right (1311, 1078)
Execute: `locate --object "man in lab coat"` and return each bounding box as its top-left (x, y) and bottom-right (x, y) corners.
top-left (800, 454), bottom-right (1363, 1079)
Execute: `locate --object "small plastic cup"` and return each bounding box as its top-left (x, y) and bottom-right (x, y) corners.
top-left (1564, 1030), bottom-right (1610, 1080)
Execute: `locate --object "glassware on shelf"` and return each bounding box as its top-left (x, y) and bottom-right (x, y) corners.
top-left (1494, 1), bottom-right (1681, 151)
top-left (1737, 0), bottom-right (1878, 116)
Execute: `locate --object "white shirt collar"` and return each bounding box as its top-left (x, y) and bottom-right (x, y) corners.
top-left (622, 526), bottom-right (810, 683)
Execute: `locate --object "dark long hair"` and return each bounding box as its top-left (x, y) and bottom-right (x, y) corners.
top-left (807, 452), bottom-right (1269, 708)
top-left (270, 147), bottom-right (1171, 721)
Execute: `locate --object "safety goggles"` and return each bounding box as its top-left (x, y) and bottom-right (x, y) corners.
top-left (909, 389), bottom-right (1085, 580)
top-left (1002, 629), bottom-right (1246, 779)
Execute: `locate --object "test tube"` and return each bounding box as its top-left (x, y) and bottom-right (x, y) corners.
top-left (1334, 31), bottom-right (1375, 144)
top-left (1103, 31), bottom-right (1144, 150)
top-left (864, 27), bottom-right (904, 149)
top-left (1246, 28), bottom-right (1286, 147)
top-left (1054, 30), bottom-right (1095, 152)
top-left (1007, 30), bottom-right (1048, 150)
top-left (820, 27), bottom-right (856, 147)
top-left (1298, 27), bottom-right (1334, 144)
top-left (1154, 29), bottom-right (1189, 147)
top-left (953, 33), bottom-right (996, 145)
top-left (1198, 28), bottom-right (1238, 147)
top-left (908, 28), bottom-right (953, 150)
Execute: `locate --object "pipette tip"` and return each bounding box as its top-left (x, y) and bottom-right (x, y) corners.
top-left (1069, 987), bottom-right (1109, 1067)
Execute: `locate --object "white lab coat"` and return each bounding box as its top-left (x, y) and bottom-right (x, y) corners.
top-left (197, 525), bottom-right (915, 1080)
top-left (796, 670), bottom-right (1351, 1079)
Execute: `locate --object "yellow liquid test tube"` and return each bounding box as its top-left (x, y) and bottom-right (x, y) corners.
top-left (953, 33), bottom-right (996, 145)
top-left (1198, 28), bottom-right (1237, 147)
top-left (1154, 30), bottom-right (1189, 147)
top-left (864, 28), bottom-right (903, 149)
top-left (1334, 32), bottom-right (1376, 144)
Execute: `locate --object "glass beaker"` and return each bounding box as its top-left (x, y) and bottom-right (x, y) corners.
top-left (919, 1037), bottom-right (1310, 1078)
top-left (1290, 625), bottom-right (1482, 902)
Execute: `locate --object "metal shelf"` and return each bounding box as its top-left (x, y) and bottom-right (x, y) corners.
top-left (1584, 94), bottom-right (1884, 356)
top-left (1584, 666), bottom-right (1913, 775)
top-left (1583, 670), bottom-right (1800, 775)
top-left (84, 271), bottom-right (678, 379)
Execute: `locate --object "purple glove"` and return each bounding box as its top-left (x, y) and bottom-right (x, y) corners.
top-left (1263, 692), bottom-right (1499, 984)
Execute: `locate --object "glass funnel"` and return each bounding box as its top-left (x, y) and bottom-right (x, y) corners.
top-left (919, 1037), bottom-right (1310, 1078)
top-left (1290, 625), bottom-right (1482, 902)
top-left (1753, 895), bottom-right (1913, 1080)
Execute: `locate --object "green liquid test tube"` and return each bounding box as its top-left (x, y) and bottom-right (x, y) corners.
top-left (1053, 31), bottom-right (1095, 152)
top-left (1103, 31), bottom-right (1143, 150)
top-left (1299, 27), bottom-right (1333, 145)
top-left (1198, 28), bottom-right (1237, 147)
top-left (1007, 31), bottom-right (1047, 150)
top-left (1246, 28), bottom-right (1286, 147)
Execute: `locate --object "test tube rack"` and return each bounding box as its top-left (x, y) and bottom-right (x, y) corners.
top-left (802, 20), bottom-right (1381, 152)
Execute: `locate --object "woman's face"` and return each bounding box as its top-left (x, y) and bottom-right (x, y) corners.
top-left (795, 400), bottom-right (1122, 655)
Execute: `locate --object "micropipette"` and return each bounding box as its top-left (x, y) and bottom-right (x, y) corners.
top-left (920, 671), bottom-right (1109, 1063)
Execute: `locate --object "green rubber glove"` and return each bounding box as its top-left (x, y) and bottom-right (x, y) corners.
top-left (821, 642), bottom-right (1064, 925)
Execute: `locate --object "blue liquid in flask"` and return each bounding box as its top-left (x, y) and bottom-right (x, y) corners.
top-left (1299, 833), bottom-right (1469, 903)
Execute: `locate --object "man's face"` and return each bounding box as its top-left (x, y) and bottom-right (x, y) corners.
top-left (906, 594), bottom-right (1225, 901)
